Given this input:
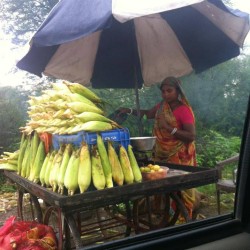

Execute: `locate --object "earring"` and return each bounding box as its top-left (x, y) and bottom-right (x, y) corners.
top-left (178, 94), bottom-right (182, 101)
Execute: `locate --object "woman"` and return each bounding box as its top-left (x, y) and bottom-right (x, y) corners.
top-left (119, 76), bottom-right (197, 219)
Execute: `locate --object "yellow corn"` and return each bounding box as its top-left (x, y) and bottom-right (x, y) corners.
top-left (31, 141), bottom-right (46, 183)
top-left (108, 141), bottom-right (124, 186)
top-left (0, 163), bottom-right (17, 171)
top-left (63, 81), bottom-right (102, 103)
top-left (2, 151), bottom-right (19, 160)
top-left (39, 152), bottom-right (51, 186)
top-left (17, 137), bottom-right (28, 175)
top-left (119, 145), bottom-right (134, 184)
top-left (67, 102), bottom-right (104, 115)
top-left (97, 135), bottom-right (113, 188)
top-left (51, 82), bottom-right (71, 92)
top-left (21, 136), bottom-right (31, 178)
top-left (64, 148), bottom-right (80, 196)
top-left (29, 131), bottom-right (40, 181)
top-left (7, 159), bottom-right (18, 165)
top-left (75, 112), bottom-right (112, 123)
top-left (91, 147), bottom-right (106, 190)
top-left (44, 151), bottom-right (57, 187)
top-left (77, 121), bottom-right (113, 132)
top-left (49, 146), bottom-right (64, 191)
top-left (57, 144), bottom-right (72, 194)
top-left (67, 93), bottom-right (98, 107)
top-left (78, 142), bottom-right (91, 193)
top-left (127, 145), bottom-right (142, 183)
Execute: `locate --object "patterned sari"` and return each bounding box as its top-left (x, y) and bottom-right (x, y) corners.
top-left (152, 98), bottom-right (197, 219)
top-left (153, 101), bottom-right (196, 166)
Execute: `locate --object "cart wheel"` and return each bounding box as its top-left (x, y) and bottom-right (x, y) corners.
top-left (43, 206), bottom-right (65, 250)
top-left (132, 193), bottom-right (180, 233)
top-left (17, 189), bottom-right (43, 223)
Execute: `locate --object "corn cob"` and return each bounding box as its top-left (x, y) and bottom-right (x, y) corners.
top-left (67, 121), bottom-right (114, 134)
top-left (75, 112), bottom-right (113, 123)
top-left (67, 93), bottom-right (98, 107)
top-left (67, 102), bottom-right (104, 115)
top-left (78, 142), bottom-right (91, 193)
top-left (18, 137), bottom-right (28, 174)
top-left (62, 109), bottom-right (76, 119)
top-left (32, 141), bottom-right (46, 183)
top-left (97, 135), bottom-right (113, 188)
top-left (127, 145), bottom-right (142, 183)
top-left (77, 121), bottom-right (113, 133)
top-left (91, 147), bottom-right (106, 190)
top-left (119, 145), bottom-right (134, 184)
top-left (7, 159), bottom-right (18, 165)
top-left (29, 131), bottom-right (40, 181)
top-left (58, 144), bottom-right (73, 194)
top-left (64, 148), bottom-right (80, 196)
top-left (21, 137), bottom-right (31, 178)
top-left (108, 141), bottom-right (124, 186)
top-left (39, 152), bottom-right (51, 186)
top-left (3, 151), bottom-right (19, 160)
top-left (44, 151), bottom-right (57, 187)
top-left (63, 81), bottom-right (102, 103)
top-left (49, 146), bottom-right (64, 191)
top-left (0, 163), bottom-right (17, 171)
top-left (51, 82), bottom-right (71, 92)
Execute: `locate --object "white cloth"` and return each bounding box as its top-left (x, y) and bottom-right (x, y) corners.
top-left (112, 0), bottom-right (204, 23)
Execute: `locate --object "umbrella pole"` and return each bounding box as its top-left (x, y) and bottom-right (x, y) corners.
top-left (134, 73), bottom-right (143, 136)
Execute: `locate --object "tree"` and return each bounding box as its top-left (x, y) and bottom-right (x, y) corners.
top-left (0, 0), bottom-right (58, 45)
top-left (181, 57), bottom-right (250, 137)
top-left (0, 87), bottom-right (29, 153)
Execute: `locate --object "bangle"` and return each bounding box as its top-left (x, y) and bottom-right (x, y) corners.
top-left (127, 108), bottom-right (133, 115)
top-left (171, 127), bottom-right (178, 135)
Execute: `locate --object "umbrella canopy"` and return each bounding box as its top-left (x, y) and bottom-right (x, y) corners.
top-left (17, 0), bottom-right (250, 88)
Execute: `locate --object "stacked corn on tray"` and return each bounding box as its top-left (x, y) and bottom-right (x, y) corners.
top-left (0, 81), bottom-right (142, 196)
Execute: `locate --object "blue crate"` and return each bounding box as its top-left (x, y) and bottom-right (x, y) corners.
top-left (83, 128), bottom-right (130, 149)
top-left (52, 128), bottom-right (130, 150)
top-left (52, 131), bottom-right (84, 150)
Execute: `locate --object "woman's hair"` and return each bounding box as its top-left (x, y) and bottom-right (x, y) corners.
top-left (160, 76), bottom-right (181, 90)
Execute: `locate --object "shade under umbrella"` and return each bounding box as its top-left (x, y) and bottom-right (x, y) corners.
top-left (16, 0), bottom-right (250, 89)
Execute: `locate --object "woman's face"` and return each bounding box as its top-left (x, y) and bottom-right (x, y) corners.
top-left (161, 84), bottom-right (179, 103)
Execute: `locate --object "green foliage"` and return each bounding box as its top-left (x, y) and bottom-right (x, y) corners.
top-left (195, 126), bottom-right (241, 168)
top-left (0, 87), bottom-right (28, 154)
top-left (0, 0), bottom-right (58, 45)
top-left (182, 58), bottom-right (250, 137)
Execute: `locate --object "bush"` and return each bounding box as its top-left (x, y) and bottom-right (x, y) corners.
top-left (196, 129), bottom-right (240, 168)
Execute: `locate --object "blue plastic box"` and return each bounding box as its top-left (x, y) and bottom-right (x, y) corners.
top-left (52, 128), bottom-right (130, 150)
top-left (52, 131), bottom-right (84, 150)
top-left (83, 128), bottom-right (130, 149)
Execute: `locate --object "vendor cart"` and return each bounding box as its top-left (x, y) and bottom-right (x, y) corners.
top-left (4, 162), bottom-right (218, 250)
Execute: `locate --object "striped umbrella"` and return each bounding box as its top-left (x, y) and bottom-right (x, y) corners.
top-left (17, 0), bottom-right (250, 89)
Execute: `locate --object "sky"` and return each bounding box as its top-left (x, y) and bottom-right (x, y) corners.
top-left (0, 0), bottom-right (250, 88)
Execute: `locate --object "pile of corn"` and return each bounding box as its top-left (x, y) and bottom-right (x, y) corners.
top-left (1, 81), bottom-right (142, 195)
top-left (15, 131), bottom-right (141, 195)
top-left (21, 81), bottom-right (120, 135)
top-left (0, 151), bottom-right (19, 171)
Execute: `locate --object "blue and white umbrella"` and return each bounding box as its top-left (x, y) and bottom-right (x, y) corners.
top-left (17, 0), bottom-right (250, 88)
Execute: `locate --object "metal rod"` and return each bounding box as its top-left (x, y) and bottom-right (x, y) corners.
top-left (134, 69), bottom-right (143, 136)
